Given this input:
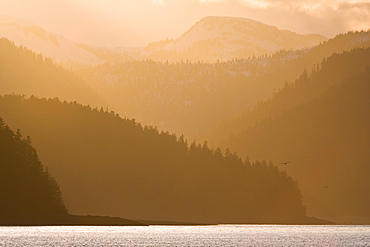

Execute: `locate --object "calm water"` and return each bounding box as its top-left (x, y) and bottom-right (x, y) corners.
top-left (0, 225), bottom-right (369, 247)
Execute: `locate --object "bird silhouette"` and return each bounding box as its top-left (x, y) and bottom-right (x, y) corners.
top-left (280, 161), bottom-right (292, 165)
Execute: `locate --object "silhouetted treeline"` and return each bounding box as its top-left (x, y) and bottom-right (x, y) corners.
top-left (0, 118), bottom-right (67, 220)
top-left (0, 38), bottom-right (104, 107)
top-left (0, 95), bottom-right (306, 223)
top-left (209, 48), bottom-right (370, 219)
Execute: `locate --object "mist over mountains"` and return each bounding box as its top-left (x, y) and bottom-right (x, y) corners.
top-left (78, 29), bottom-right (370, 140)
top-left (0, 15), bottom-right (327, 66)
top-left (206, 48), bottom-right (370, 220)
top-left (1, 14), bottom-right (369, 224)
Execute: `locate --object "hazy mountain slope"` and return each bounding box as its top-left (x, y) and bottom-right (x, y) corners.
top-left (0, 16), bottom-right (103, 67)
top-left (266, 30), bottom-right (370, 87)
top-left (0, 38), bottom-right (105, 107)
top-left (206, 48), bottom-right (370, 146)
top-left (148, 16), bottom-right (327, 62)
top-left (216, 50), bottom-right (370, 220)
top-left (0, 118), bottom-right (67, 222)
top-left (0, 95), bottom-right (311, 224)
top-left (79, 60), bottom-right (263, 140)
top-left (79, 31), bottom-right (370, 141)
top-left (76, 43), bottom-right (148, 64)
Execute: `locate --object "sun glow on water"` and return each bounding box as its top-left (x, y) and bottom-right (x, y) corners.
top-left (0, 225), bottom-right (369, 247)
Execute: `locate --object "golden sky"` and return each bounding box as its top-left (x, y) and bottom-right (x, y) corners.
top-left (1, 0), bottom-right (369, 47)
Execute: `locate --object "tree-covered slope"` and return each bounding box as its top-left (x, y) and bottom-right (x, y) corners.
top-left (206, 48), bottom-right (370, 145)
top-left (0, 95), bottom-right (310, 224)
top-left (215, 51), bottom-right (370, 220)
top-left (0, 38), bottom-right (104, 107)
top-left (78, 31), bottom-right (370, 140)
top-left (0, 118), bottom-right (67, 222)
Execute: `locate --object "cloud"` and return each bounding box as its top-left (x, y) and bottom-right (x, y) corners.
top-left (152, 0), bottom-right (165, 4)
top-left (234, 0), bottom-right (370, 12)
top-left (228, 0), bottom-right (370, 36)
top-left (338, 2), bottom-right (370, 31)
top-left (236, 0), bottom-right (274, 8)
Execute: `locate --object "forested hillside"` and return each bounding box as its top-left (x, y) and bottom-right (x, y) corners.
top-left (207, 48), bottom-right (370, 145)
top-left (1, 26), bottom-right (368, 224)
top-left (0, 118), bottom-right (67, 223)
top-left (210, 49), bottom-right (370, 221)
top-left (1, 30), bottom-right (368, 141)
top-left (0, 38), bottom-right (104, 107)
top-left (0, 95), bottom-right (313, 224)
top-left (78, 31), bottom-right (370, 140)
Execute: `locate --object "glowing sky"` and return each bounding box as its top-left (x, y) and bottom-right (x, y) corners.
top-left (1, 0), bottom-right (369, 47)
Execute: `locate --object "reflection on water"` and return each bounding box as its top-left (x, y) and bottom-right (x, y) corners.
top-left (0, 225), bottom-right (369, 247)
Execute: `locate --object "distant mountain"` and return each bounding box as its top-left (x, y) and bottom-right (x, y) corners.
top-left (0, 16), bottom-right (103, 67)
top-left (147, 16), bottom-right (327, 61)
top-left (0, 15), bottom-right (327, 65)
top-left (208, 48), bottom-right (370, 222)
top-left (0, 95), bottom-right (312, 224)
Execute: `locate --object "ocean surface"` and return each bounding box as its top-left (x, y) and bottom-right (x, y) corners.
top-left (0, 225), bottom-right (369, 246)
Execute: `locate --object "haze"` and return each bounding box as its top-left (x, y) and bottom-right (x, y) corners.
top-left (1, 0), bottom-right (369, 47)
top-left (1, 0), bottom-right (370, 227)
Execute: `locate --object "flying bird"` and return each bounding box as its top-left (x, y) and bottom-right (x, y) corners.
top-left (280, 161), bottom-right (292, 165)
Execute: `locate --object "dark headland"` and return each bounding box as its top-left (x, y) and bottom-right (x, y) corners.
top-left (0, 215), bottom-right (147, 226)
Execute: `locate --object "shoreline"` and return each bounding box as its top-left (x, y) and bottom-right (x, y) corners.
top-left (4, 215), bottom-right (369, 226)
top-left (0, 214), bottom-right (147, 226)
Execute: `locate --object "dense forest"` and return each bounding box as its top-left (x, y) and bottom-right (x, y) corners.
top-left (78, 31), bottom-right (370, 140)
top-left (0, 119), bottom-right (146, 226)
top-left (0, 118), bottom-right (67, 223)
top-left (208, 48), bottom-right (370, 220)
top-left (0, 95), bottom-right (313, 224)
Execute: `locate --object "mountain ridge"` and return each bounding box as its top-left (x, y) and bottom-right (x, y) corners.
top-left (148, 16), bottom-right (327, 61)
top-left (1, 15), bottom-right (328, 65)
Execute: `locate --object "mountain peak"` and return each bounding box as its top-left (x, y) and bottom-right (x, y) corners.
top-left (198, 16), bottom-right (270, 26)
top-left (159, 16), bottom-right (327, 61)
